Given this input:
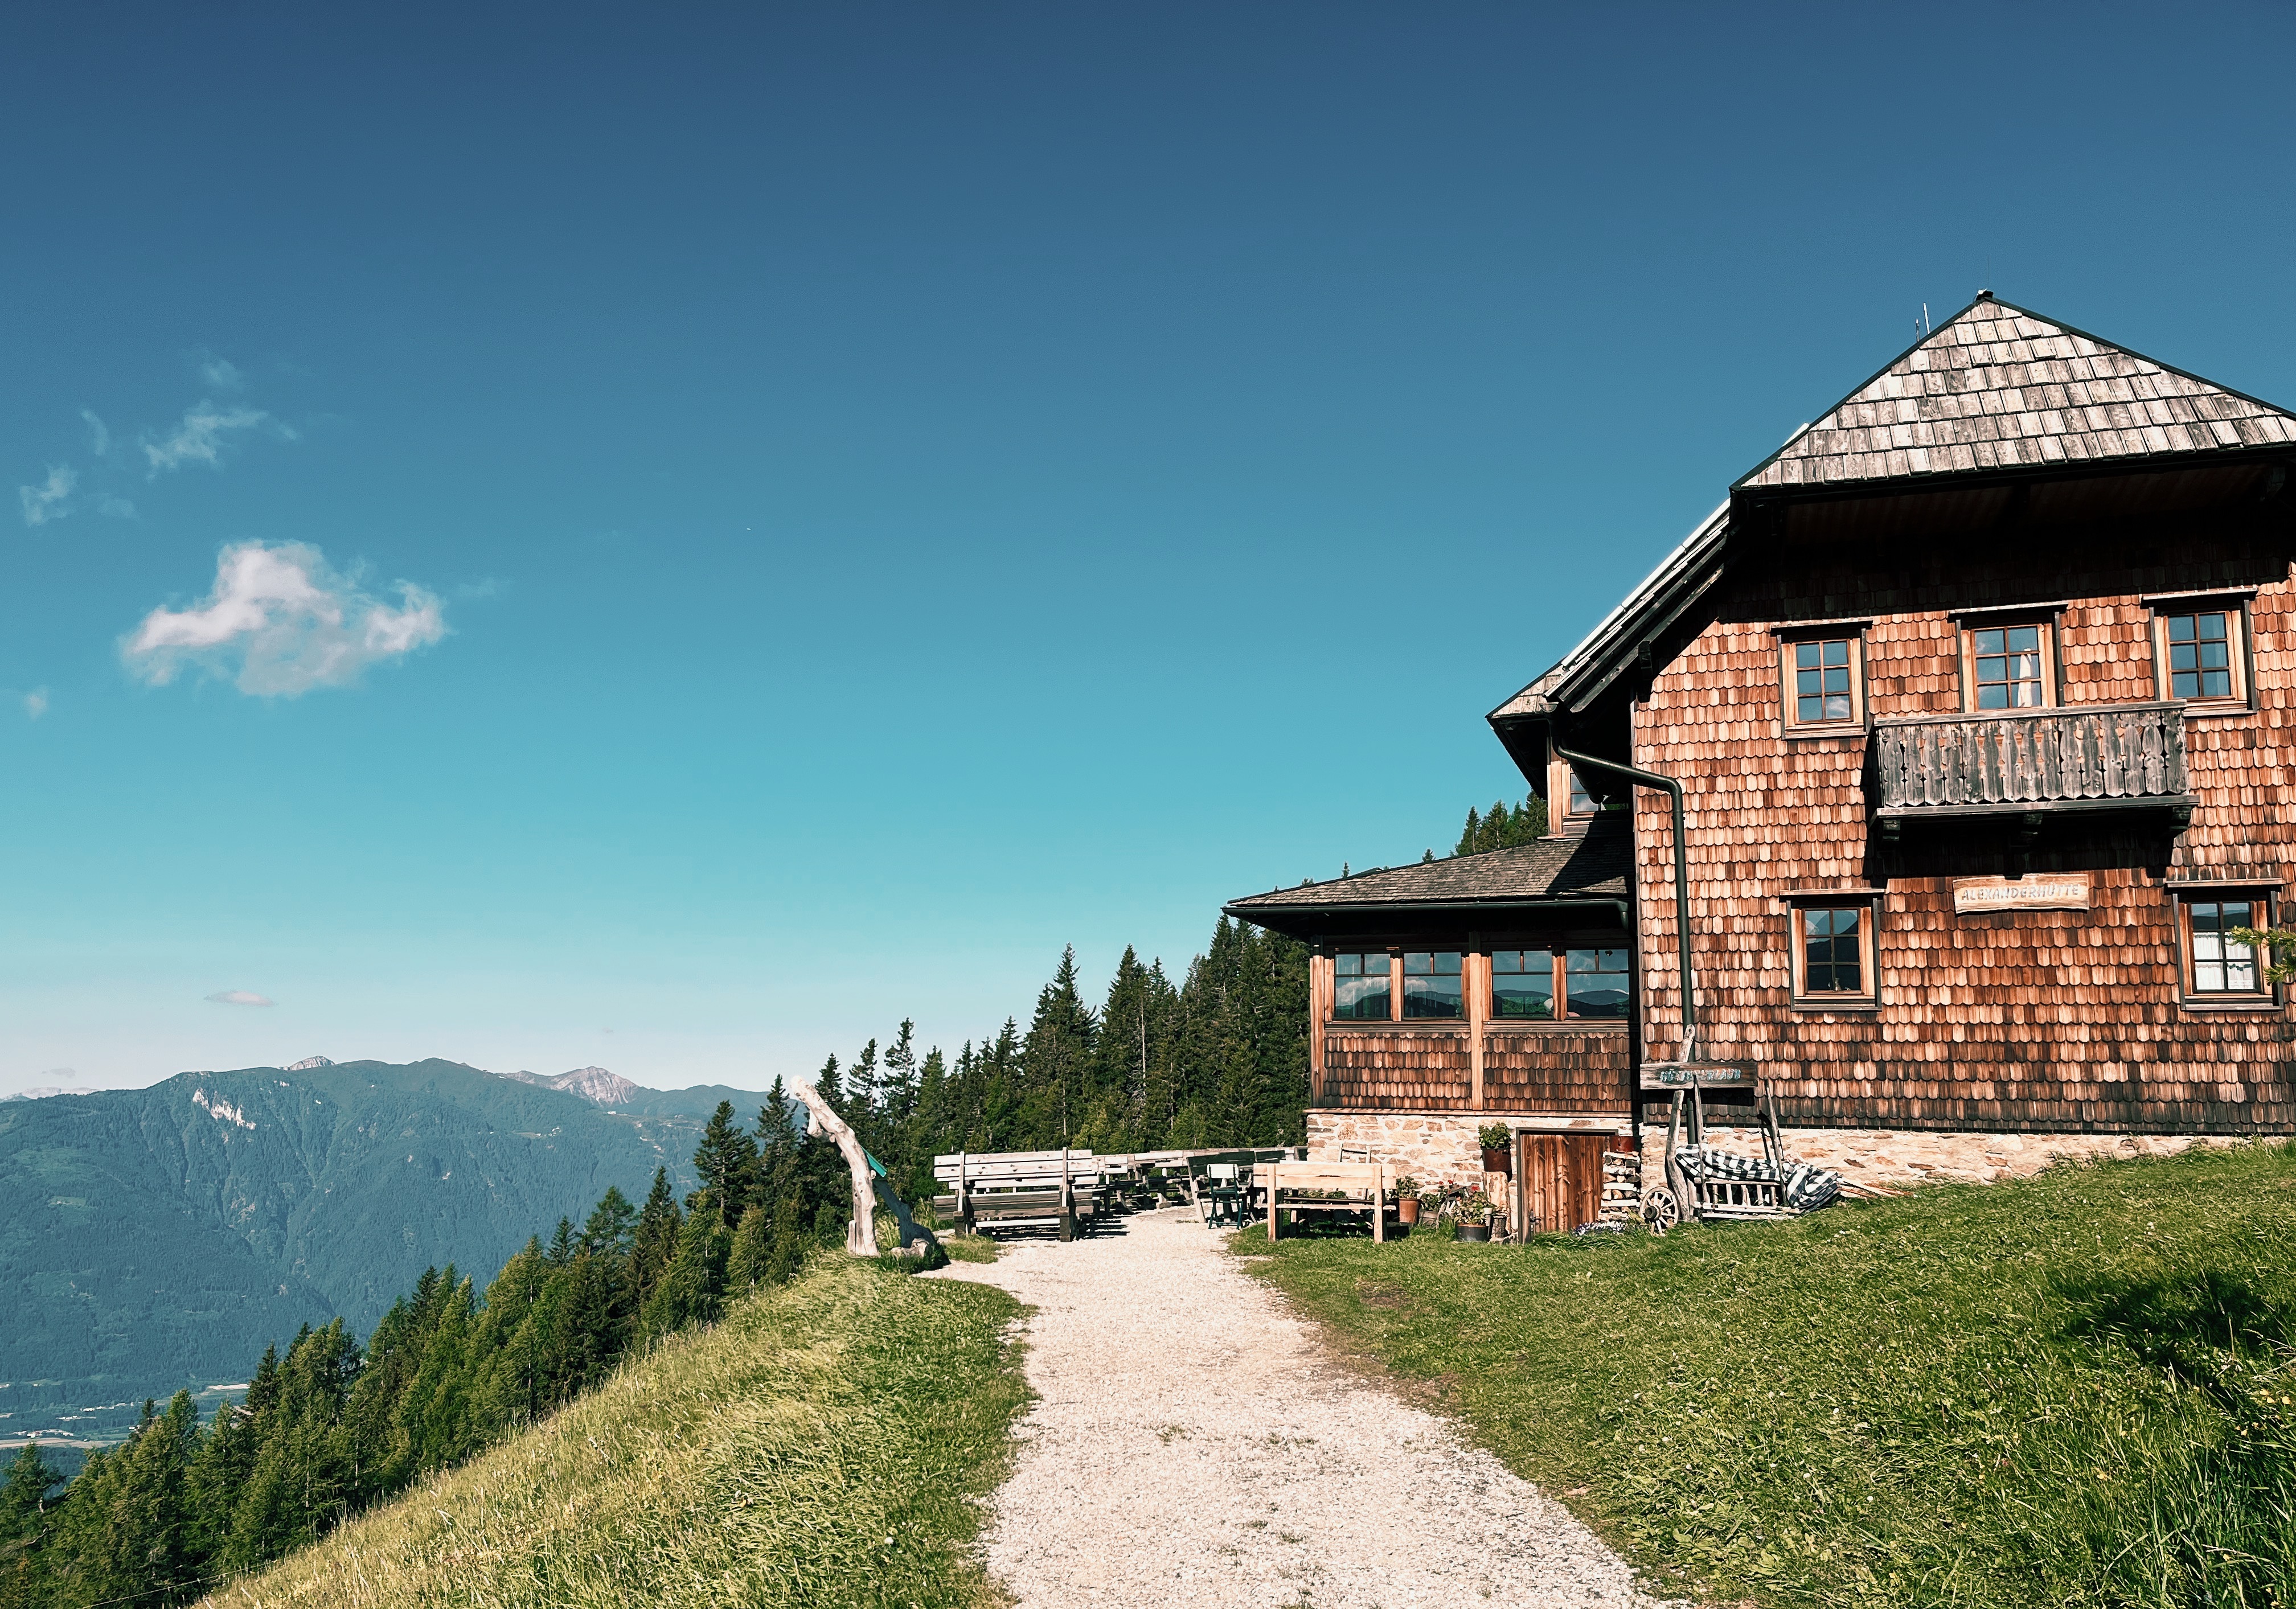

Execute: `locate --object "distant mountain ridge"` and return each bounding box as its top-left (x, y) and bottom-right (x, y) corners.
top-left (500, 1065), bottom-right (642, 1106)
top-left (0, 1058), bottom-right (781, 1447)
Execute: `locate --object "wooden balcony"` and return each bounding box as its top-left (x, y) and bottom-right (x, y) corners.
top-left (1870, 701), bottom-right (2195, 827)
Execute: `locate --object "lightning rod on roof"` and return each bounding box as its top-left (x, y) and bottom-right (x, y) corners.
top-left (1915, 302), bottom-right (1931, 337)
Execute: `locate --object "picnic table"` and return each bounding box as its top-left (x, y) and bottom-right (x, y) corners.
top-left (1251, 1160), bottom-right (1390, 1242)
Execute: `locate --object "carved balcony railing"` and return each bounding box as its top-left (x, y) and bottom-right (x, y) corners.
top-left (1870, 701), bottom-right (2195, 826)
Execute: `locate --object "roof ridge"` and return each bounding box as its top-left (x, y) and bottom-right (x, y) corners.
top-left (1736, 293), bottom-right (2296, 493)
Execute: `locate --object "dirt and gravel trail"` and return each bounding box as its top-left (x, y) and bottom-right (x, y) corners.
top-left (930, 1209), bottom-right (1677, 1609)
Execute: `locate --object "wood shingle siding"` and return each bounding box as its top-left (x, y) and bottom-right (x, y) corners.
top-left (1323, 1031), bottom-right (1474, 1110)
top-left (1483, 1031), bottom-right (1633, 1113)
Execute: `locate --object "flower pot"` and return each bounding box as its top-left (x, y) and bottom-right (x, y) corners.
top-left (1454, 1224), bottom-right (1491, 1242)
top-left (1397, 1196), bottom-right (1420, 1225)
top-left (1481, 1147), bottom-right (1513, 1176)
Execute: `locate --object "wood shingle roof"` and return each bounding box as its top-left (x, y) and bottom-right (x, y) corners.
top-left (1224, 816), bottom-right (1631, 925)
top-left (1738, 294), bottom-right (2296, 491)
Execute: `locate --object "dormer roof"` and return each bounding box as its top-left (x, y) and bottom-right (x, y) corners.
top-left (1736, 293), bottom-right (2296, 492)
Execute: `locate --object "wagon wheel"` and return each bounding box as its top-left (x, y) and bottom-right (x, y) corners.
top-left (1641, 1186), bottom-right (1680, 1236)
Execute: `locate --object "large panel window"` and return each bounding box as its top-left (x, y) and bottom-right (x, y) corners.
top-left (1490, 949), bottom-right (1555, 1020)
top-left (1563, 948), bottom-right (1631, 1019)
top-left (1402, 950), bottom-right (1463, 1019)
top-left (1332, 952), bottom-right (1391, 1021)
top-left (1488, 948), bottom-right (1630, 1021)
top-left (2182, 896), bottom-right (2268, 1000)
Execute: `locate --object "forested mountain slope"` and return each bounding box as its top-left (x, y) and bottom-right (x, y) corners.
top-left (0, 1060), bottom-right (718, 1440)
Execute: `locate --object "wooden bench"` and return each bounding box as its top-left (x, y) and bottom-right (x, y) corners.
top-left (1252, 1160), bottom-right (1389, 1243)
top-left (932, 1150), bottom-right (1109, 1240)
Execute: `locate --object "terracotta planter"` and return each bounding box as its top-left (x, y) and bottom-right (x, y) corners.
top-left (1454, 1224), bottom-right (1491, 1242)
top-left (1397, 1196), bottom-right (1421, 1225)
top-left (1481, 1146), bottom-right (1513, 1175)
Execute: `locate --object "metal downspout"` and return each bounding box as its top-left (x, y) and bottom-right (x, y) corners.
top-left (1551, 737), bottom-right (1699, 1064)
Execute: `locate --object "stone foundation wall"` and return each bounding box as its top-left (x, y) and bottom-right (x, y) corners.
top-left (1315, 1107), bottom-right (2253, 1196)
top-left (1638, 1123), bottom-right (2247, 1188)
top-left (1305, 1109), bottom-right (1628, 1187)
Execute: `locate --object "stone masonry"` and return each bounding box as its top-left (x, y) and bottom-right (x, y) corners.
top-left (1312, 1108), bottom-right (2248, 1194)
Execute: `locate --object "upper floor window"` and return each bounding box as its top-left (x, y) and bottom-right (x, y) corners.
top-left (2181, 894), bottom-right (2269, 1000)
top-left (1333, 952), bottom-right (1390, 1020)
top-left (1547, 751), bottom-right (1600, 835)
top-left (1969, 623), bottom-right (2049, 709)
top-left (2152, 603), bottom-right (2250, 711)
top-left (1402, 950), bottom-right (1463, 1019)
top-left (1568, 770), bottom-right (1596, 816)
top-left (1777, 631), bottom-right (1864, 732)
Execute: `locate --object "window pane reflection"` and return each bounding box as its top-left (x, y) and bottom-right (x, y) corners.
top-left (1333, 952), bottom-right (1391, 1020)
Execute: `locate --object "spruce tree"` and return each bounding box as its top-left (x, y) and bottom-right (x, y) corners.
top-left (628, 1168), bottom-right (681, 1307)
top-left (725, 1204), bottom-right (772, 1290)
top-left (580, 1185), bottom-right (637, 1258)
top-left (690, 1101), bottom-right (760, 1230)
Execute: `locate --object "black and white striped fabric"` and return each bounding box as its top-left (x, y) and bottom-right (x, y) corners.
top-left (1672, 1147), bottom-right (1842, 1212)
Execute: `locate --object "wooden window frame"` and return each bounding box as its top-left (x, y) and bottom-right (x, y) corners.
top-left (1958, 613), bottom-right (2059, 713)
top-left (2149, 597), bottom-right (2254, 716)
top-left (1545, 750), bottom-right (1601, 838)
top-left (1786, 896), bottom-right (1880, 1011)
top-left (2174, 888), bottom-right (2281, 1012)
top-left (1331, 947), bottom-right (1398, 1024)
top-left (1400, 948), bottom-right (1465, 1021)
top-left (1776, 629), bottom-right (1866, 737)
top-left (1485, 943), bottom-right (1633, 1028)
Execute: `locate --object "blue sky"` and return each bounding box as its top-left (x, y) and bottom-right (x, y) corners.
top-left (4, 3), bottom-right (2293, 1095)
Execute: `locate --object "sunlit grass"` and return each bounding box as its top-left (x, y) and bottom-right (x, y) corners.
top-left (204, 1254), bottom-right (1027, 1609)
top-left (1242, 1142), bottom-right (2296, 1609)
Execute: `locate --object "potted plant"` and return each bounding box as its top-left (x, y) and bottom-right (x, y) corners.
top-left (1454, 1188), bottom-right (1493, 1242)
top-left (1478, 1123), bottom-right (1514, 1176)
top-left (1393, 1175), bottom-right (1421, 1226)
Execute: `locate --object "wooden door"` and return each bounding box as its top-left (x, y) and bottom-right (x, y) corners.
top-left (1518, 1134), bottom-right (1618, 1234)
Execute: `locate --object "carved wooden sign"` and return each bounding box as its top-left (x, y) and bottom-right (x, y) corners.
top-left (1952, 873), bottom-right (2091, 914)
top-left (1639, 1061), bottom-right (1756, 1091)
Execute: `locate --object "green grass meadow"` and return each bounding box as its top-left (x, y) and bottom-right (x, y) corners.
top-left (204, 1254), bottom-right (1027, 1609)
top-left (1240, 1143), bottom-right (2296, 1609)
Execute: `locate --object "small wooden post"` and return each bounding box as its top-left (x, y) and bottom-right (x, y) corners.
top-left (956, 1150), bottom-right (971, 1232)
top-left (1266, 1163), bottom-right (1279, 1242)
top-left (1372, 1164), bottom-right (1385, 1244)
top-left (1059, 1147), bottom-right (1075, 1242)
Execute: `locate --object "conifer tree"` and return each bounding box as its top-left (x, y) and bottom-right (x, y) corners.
top-left (580, 1185), bottom-right (637, 1258)
top-left (689, 1101), bottom-right (759, 1230)
top-left (628, 1168), bottom-right (681, 1308)
top-left (725, 1204), bottom-right (772, 1290)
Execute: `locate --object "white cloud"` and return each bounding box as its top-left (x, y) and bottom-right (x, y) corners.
top-left (19, 465), bottom-right (75, 526)
top-left (206, 990), bottom-right (276, 1007)
top-left (199, 356), bottom-right (245, 392)
top-left (125, 540), bottom-right (448, 696)
top-left (142, 402), bottom-right (288, 473)
top-left (95, 494), bottom-right (136, 519)
top-left (22, 688), bottom-right (48, 719)
top-left (81, 410), bottom-right (110, 455)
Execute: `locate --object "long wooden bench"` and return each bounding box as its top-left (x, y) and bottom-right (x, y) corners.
top-left (1253, 1160), bottom-right (1389, 1243)
top-left (932, 1150), bottom-right (1109, 1240)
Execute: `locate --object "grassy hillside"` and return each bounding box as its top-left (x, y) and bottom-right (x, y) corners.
top-left (199, 1254), bottom-right (1026, 1609)
top-left (1244, 1142), bottom-right (2296, 1609)
top-left (0, 1061), bottom-right (712, 1436)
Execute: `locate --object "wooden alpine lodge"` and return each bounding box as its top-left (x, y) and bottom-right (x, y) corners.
top-left (1226, 293), bottom-right (2296, 1229)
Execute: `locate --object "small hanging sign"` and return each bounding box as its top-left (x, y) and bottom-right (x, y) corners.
top-left (1953, 873), bottom-right (2090, 914)
top-left (1639, 1061), bottom-right (1756, 1091)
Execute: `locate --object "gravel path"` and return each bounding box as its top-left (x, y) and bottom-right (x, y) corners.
top-left (930, 1209), bottom-right (1679, 1609)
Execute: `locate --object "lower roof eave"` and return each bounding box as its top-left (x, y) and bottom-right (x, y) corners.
top-left (1223, 894), bottom-right (1630, 939)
